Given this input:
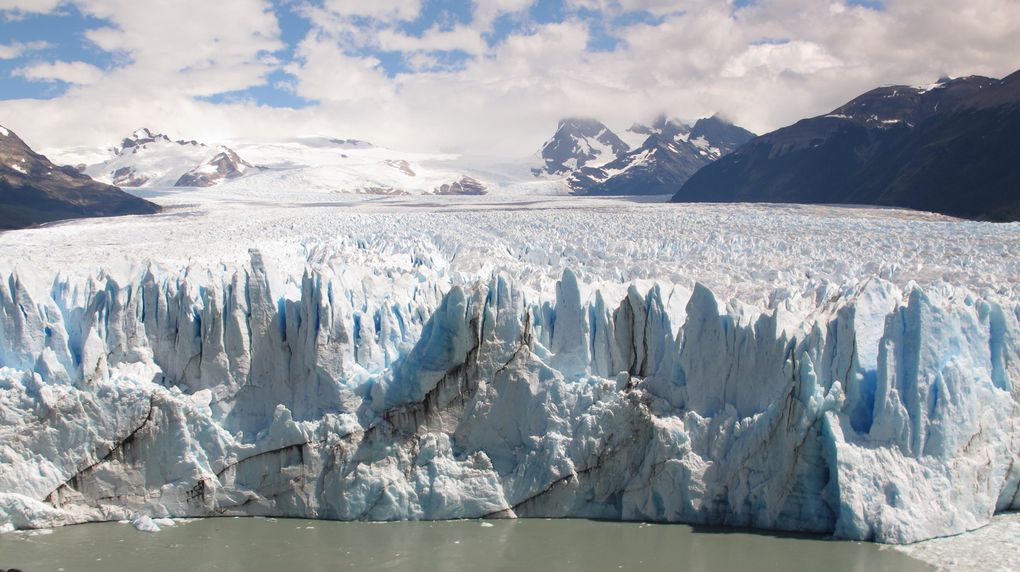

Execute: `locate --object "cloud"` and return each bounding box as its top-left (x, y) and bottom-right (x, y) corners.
top-left (0, 0), bottom-right (62, 15)
top-left (567, 0), bottom-right (690, 16)
top-left (286, 33), bottom-right (395, 104)
top-left (1, 0), bottom-right (1019, 157)
top-left (0, 40), bottom-right (51, 59)
top-left (14, 60), bottom-right (104, 84)
top-left (720, 40), bottom-right (842, 78)
top-left (471, 0), bottom-right (535, 30)
top-left (0, 0), bottom-right (291, 151)
top-left (376, 26), bottom-right (488, 56)
top-left (74, 0), bottom-right (283, 88)
top-left (320, 0), bottom-right (422, 22)
top-left (6, 1), bottom-right (285, 104)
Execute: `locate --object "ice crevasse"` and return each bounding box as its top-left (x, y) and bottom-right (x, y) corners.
top-left (0, 250), bottom-right (1018, 544)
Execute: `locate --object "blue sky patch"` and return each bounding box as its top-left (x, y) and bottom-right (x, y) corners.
top-left (1, 5), bottom-right (116, 99)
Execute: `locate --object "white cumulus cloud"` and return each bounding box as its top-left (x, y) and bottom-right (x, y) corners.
top-left (14, 60), bottom-right (104, 85)
top-left (1, 0), bottom-right (1019, 157)
top-left (0, 40), bottom-right (51, 59)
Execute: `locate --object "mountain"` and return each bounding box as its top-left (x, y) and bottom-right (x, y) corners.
top-left (688, 115), bottom-right (759, 155)
top-left (87, 128), bottom-right (255, 188)
top-left (432, 176), bottom-right (486, 195)
top-left (672, 70), bottom-right (1020, 221)
top-left (175, 147), bottom-right (254, 187)
top-left (0, 125), bottom-right (159, 230)
top-left (569, 115), bottom-right (755, 195)
top-left (532, 117), bottom-right (630, 176)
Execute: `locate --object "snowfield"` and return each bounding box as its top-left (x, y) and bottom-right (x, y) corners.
top-left (54, 134), bottom-right (568, 197)
top-left (1, 189), bottom-right (1019, 568)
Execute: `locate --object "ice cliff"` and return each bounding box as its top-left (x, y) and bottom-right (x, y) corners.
top-left (1, 253), bottom-right (1018, 543)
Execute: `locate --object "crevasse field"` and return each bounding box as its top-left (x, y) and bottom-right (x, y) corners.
top-left (2, 188), bottom-right (1019, 569)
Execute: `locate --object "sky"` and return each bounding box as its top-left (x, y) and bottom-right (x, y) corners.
top-left (0, 0), bottom-right (1018, 157)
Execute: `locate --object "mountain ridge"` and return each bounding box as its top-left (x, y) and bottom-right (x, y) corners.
top-left (0, 125), bottom-right (160, 230)
top-left (533, 117), bottom-right (630, 176)
top-left (672, 70), bottom-right (1020, 221)
top-left (562, 114), bottom-right (754, 195)
top-left (89, 128), bottom-right (255, 188)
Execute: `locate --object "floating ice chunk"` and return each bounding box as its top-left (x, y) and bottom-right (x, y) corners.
top-left (132, 515), bottom-right (161, 533)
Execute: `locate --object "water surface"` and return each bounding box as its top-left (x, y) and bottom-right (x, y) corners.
top-left (0, 518), bottom-right (931, 571)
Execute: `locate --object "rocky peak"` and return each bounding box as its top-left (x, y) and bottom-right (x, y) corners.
top-left (567, 114), bottom-right (756, 196)
top-left (118, 128), bottom-right (171, 153)
top-left (174, 146), bottom-right (253, 188)
top-left (329, 138), bottom-right (372, 149)
top-left (629, 115), bottom-right (690, 138)
top-left (827, 75), bottom-right (998, 128)
top-left (432, 176), bottom-right (486, 195)
top-left (689, 115), bottom-right (756, 155)
top-left (115, 128), bottom-right (206, 155)
top-left (535, 117), bottom-right (630, 176)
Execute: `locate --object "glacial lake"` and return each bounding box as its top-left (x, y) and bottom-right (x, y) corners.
top-left (0, 518), bottom-right (932, 571)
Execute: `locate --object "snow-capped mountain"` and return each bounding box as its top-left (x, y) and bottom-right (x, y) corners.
top-left (68, 116), bottom-right (751, 199)
top-left (67, 132), bottom-right (531, 196)
top-left (0, 124), bottom-right (159, 230)
top-left (433, 176), bottom-right (486, 195)
top-left (532, 117), bottom-right (630, 176)
top-left (116, 127), bottom-right (195, 151)
top-left (673, 69), bottom-right (1020, 221)
top-left (567, 115), bottom-right (755, 195)
top-left (215, 137), bottom-right (506, 197)
top-left (175, 147), bottom-right (254, 187)
top-left (86, 128), bottom-right (255, 188)
top-left (327, 138), bottom-right (372, 149)
top-left (687, 115), bottom-right (759, 157)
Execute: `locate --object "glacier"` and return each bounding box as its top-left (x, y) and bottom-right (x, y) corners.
top-left (1, 195), bottom-right (1019, 544)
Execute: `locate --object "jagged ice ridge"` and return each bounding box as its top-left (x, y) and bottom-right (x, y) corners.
top-left (0, 198), bottom-right (1018, 544)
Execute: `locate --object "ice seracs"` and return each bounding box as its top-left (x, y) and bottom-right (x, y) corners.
top-left (0, 196), bottom-right (1017, 544)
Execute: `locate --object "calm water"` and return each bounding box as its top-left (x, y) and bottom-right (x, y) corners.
top-left (0, 518), bottom-right (931, 572)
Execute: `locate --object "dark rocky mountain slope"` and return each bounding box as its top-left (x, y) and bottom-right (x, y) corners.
top-left (672, 70), bottom-right (1020, 221)
top-left (0, 125), bottom-right (160, 230)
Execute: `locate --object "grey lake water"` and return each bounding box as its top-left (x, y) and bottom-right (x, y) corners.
top-left (0, 518), bottom-right (932, 572)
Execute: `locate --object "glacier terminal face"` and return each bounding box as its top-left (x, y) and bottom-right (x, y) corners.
top-left (1, 195), bottom-right (1018, 544)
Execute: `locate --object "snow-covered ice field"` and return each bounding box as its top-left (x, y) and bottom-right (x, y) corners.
top-left (3, 189), bottom-right (1015, 301)
top-left (2, 188), bottom-right (1019, 571)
